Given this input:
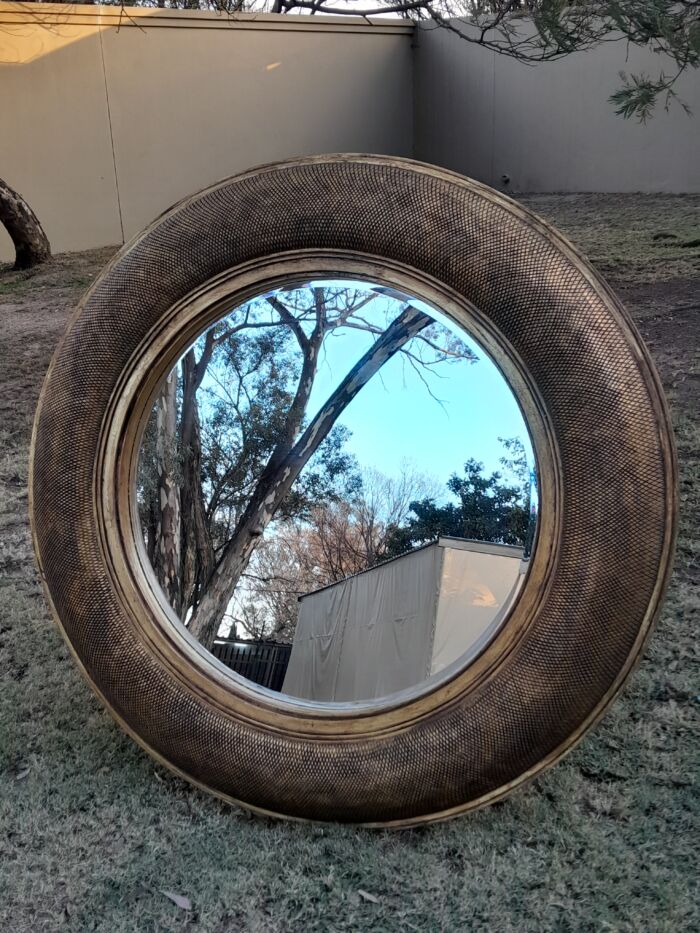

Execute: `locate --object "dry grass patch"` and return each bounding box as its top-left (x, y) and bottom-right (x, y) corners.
top-left (1, 197), bottom-right (698, 932)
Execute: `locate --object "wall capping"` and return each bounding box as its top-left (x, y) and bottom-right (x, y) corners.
top-left (0, 2), bottom-right (414, 34)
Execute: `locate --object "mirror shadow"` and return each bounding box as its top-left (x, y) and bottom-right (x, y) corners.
top-left (136, 280), bottom-right (538, 704)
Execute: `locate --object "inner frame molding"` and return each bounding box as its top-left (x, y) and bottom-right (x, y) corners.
top-left (104, 252), bottom-right (558, 731)
top-left (30, 155), bottom-right (677, 825)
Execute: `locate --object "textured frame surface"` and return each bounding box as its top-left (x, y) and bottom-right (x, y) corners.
top-left (30, 155), bottom-right (676, 825)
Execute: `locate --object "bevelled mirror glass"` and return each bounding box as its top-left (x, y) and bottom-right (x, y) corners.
top-left (136, 279), bottom-right (538, 704)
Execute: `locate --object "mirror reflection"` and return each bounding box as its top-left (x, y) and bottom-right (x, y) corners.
top-left (137, 280), bottom-right (538, 703)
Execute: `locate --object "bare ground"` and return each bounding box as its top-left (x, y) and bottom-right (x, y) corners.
top-left (0, 196), bottom-right (698, 932)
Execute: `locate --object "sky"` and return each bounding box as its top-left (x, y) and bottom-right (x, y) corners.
top-left (301, 281), bottom-right (535, 494)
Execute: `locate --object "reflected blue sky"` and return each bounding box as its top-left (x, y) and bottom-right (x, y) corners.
top-left (302, 282), bottom-right (535, 489)
top-left (190, 279), bottom-right (536, 500)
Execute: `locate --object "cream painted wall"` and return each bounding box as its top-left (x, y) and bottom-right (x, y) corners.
top-left (0, 10), bottom-right (124, 260)
top-left (2, 4), bottom-right (698, 263)
top-left (414, 20), bottom-right (700, 194)
top-left (0, 4), bottom-right (413, 260)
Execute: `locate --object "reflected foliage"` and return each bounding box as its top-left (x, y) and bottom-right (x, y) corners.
top-left (384, 451), bottom-right (531, 558)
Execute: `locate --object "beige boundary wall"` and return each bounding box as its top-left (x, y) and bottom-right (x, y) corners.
top-left (2, 5), bottom-right (698, 259)
top-left (0, 3), bottom-right (413, 259)
top-left (414, 20), bottom-right (700, 194)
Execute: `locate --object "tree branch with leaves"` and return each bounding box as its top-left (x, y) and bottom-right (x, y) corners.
top-left (91, 0), bottom-right (700, 120)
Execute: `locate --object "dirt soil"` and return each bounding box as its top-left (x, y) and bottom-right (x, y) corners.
top-left (0, 196), bottom-right (698, 932)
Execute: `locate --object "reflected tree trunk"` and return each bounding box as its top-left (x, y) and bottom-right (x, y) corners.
top-left (152, 370), bottom-right (181, 608)
top-left (188, 305), bottom-right (432, 649)
top-left (179, 347), bottom-right (216, 620)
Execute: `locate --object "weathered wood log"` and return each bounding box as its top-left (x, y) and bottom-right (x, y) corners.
top-left (0, 178), bottom-right (51, 270)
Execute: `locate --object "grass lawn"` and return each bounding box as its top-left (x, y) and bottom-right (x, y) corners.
top-left (0, 194), bottom-right (698, 932)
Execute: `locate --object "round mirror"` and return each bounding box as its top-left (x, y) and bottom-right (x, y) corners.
top-left (136, 280), bottom-right (538, 705)
top-left (31, 156), bottom-right (675, 825)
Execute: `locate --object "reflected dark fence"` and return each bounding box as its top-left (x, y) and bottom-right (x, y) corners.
top-left (210, 639), bottom-right (292, 692)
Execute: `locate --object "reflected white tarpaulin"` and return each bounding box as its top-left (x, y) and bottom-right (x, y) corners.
top-left (282, 537), bottom-right (525, 702)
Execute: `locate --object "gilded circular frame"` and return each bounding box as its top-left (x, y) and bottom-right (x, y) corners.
top-left (30, 155), bottom-right (676, 825)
